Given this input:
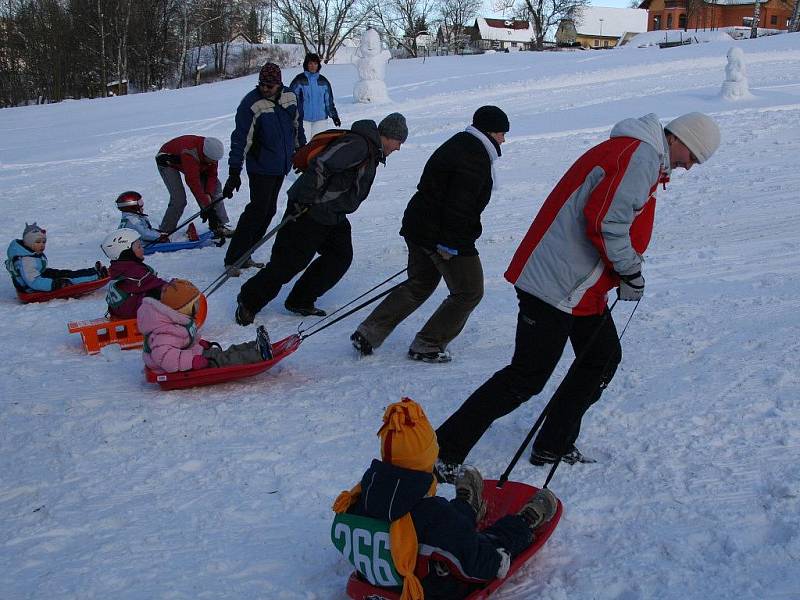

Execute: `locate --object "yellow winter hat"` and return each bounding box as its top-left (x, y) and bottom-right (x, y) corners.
top-left (160, 278), bottom-right (200, 314)
top-left (378, 397), bottom-right (439, 473)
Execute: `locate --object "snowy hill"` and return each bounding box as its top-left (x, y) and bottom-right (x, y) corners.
top-left (1, 33), bottom-right (800, 599)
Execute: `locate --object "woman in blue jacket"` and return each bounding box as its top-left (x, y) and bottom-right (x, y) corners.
top-left (290, 53), bottom-right (341, 139)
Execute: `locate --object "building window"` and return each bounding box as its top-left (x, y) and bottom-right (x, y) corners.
top-left (771, 15), bottom-right (778, 25)
top-left (679, 13), bottom-right (687, 29)
top-left (667, 13), bottom-right (673, 28)
top-left (653, 15), bottom-right (661, 30)
top-left (511, 41), bottom-right (517, 47)
top-left (594, 39), bottom-right (599, 46)
top-left (604, 39), bottom-right (610, 47)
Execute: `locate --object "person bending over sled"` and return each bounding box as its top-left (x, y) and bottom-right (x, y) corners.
top-left (332, 397), bottom-right (557, 600)
top-left (137, 278), bottom-right (272, 374)
top-left (5, 223), bottom-right (107, 293)
top-left (115, 191), bottom-right (169, 243)
top-left (101, 228), bottom-right (168, 320)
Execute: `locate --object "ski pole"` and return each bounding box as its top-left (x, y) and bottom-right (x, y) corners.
top-left (497, 299), bottom-right (620, 489)
top-left (300, 280), bottom-right (408, 341)
top-left (143, 196), bottom-right (227, 248)
top-left (297, 267), bottom-right (408, 336)
top-left (201, 207), bottom-right (308, 298)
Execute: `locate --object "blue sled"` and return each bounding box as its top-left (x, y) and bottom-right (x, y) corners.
top-left (144, 231), bottom-right (215, 255)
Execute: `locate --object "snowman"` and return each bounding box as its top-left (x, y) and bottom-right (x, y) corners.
top-left (353, 28), bottom-right (392, 103)
top-left (720, 47), bottom-right (753, 100)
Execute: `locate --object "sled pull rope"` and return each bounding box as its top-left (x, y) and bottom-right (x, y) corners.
top-left (201, 208), bottom-right (307, 298)
top-left (144, 196), bottom-right (226, 248)
top-left (298, 267), bottom-right (408, 337)
top-left (300, 278), bottom-right (408, 341)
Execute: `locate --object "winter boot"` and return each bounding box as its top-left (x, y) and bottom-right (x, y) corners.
top-left (350, 331), bottom-right (373, 356)
top-left (433, 458), bottom-right (462, 485)
top-left (235, 296), bottom-right (255, 326)
top-left (225, 264), bottom-right (241, 277)
top-left (214, 224), bottom-right (235, 238)
top-left (285, 302), bottom-right (326, 317)
top-left (517, 489), bottom-right (558, 531)
top-left (455, 466), bottom-right (487, 522)
top-left (530, 445), bottom-right (593, 466)
top-left (242, 258), bottom-right (264, 269)
top-left (408, 349), bottom-right (452, 363)
top-left (256, 325), bottom-right (273, 360)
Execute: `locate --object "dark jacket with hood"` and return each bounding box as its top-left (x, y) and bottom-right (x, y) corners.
top-left (229, 86), bottom-right (305, 177)
top-left (286, 119), bottom-right (382, 226)
top-left (400, 131), bottom-right (495, 256)
top-left (347, 459), bottom-right (530, 597)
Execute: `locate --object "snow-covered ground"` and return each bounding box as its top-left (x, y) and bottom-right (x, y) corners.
top-left (2, 32), bottom-right (800, 599)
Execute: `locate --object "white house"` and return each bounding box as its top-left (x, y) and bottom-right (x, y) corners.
top-left (472, 18), bottom-right (536, 51)
top-left (557, 6), bottom-right (648, 48)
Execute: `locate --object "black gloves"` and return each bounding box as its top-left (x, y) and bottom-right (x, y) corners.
top-left (618, 272), bottom-right (645, 301)
top-left (52, 277), bottom-right (71, 290)
top-left (223, 169), bottom-right (242, 199)
top-left (332, 117), bottom-right (341, 127)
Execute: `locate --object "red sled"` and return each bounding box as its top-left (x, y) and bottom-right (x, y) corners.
top-left (16, 277), bottom-right (110, 304)
top-left (343, 480), bottom-right (562, 600)
top-left (144, 334), bottom-right (302, 390)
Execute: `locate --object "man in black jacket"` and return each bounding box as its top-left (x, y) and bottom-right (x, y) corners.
top-left (234, 113), bottom-right (407, 325)
top-left (351, 106), bottom-right (509, 363)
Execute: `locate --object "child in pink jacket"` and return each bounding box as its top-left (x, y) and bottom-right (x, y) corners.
top-left (137, 278), bottom-right (272, 373)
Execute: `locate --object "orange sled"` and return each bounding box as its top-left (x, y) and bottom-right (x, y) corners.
top-left (68, 295), bottom-right (208, 355)
top-left (343, 479), bottom-right (562, 600)
top-left (144, 334), bottom-right (302, 390)
top-left (17, 277), bottom-right (110, 304)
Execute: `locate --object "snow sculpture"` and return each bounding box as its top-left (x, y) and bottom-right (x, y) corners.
top-left (353, 28), bottom-right (392, 104)
top-left (720, 47), bottom-right (753, 100)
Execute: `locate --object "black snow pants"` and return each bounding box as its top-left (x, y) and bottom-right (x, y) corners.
top-left (238, 212), bottom-right (353, 314)
top-left (224, 173), bottom-right (284, 266)
top-left (436, 288), bottom-right (621, 464)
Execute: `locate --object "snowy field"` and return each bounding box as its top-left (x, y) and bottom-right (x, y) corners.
top-left (2, 33), bottom-right (800, 599)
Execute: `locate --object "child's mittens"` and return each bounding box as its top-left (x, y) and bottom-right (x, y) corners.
top-left (191, 355), bottom-right (210, 370)
top-left (52, 277), bottom-right (72, 290)
top-left (495, 548), bottom-right (511, 578)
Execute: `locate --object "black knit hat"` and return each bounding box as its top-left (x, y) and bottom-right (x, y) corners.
top-left (472, 105), bottom-right (510, 133)
top-left (303, 53), bottom-right (322, 71)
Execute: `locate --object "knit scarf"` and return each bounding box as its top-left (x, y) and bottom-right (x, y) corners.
top-left (332, 477), bottom-right (437, 600)
top-left (465, 124), bottom-right (500, 190)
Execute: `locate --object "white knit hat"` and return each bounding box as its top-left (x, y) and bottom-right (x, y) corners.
top-left (202, 137), bottom-right (224, 162)
top-left (665, 112), bottom-right (720, 164)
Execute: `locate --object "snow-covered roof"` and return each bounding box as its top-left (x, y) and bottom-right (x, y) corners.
top-left (474, 18), bottom-right (535, 42)
top-left (703, 0), bottom-right (768, 4)
top-left (572, 6), bottom-right (648, 38)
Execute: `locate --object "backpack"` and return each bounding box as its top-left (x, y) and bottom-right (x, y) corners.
top-left (292, 129), bottom-right (350, 173)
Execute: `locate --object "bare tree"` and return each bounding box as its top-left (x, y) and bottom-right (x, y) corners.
top-left (276, 0), bottom-right (373, 63)
top-left (436, 0), bottom-right (481, 51)
top-left (750, 0), bottom-right (760, 38)
top-left (791, 0), bottom-right (800, 32)
top-left (493, 0), bottom-right (587, 49)
top-left (371, 0), bottom-right (436, 57)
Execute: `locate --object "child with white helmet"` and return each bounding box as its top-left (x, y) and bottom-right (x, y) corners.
top-left (116, 191), bottom-right (169, 243)
top-left (136, 278), bottom-right (272, 373)
top-left (5, 223), bottom-right (107, 292)
top-left (101, 228), bottom-right (168, 319)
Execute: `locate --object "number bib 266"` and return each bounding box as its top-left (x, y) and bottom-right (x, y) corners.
top-left (331, 513), bottom-right (402, 587)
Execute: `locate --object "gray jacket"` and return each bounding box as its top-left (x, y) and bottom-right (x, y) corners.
top-left (287, 119), bottom-right (383, 226)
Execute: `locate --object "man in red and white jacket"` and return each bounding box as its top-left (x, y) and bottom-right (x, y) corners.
top-left (434, 112), bottom-right (720, 476)
top-left (156, 135), bottom-right (233, 238)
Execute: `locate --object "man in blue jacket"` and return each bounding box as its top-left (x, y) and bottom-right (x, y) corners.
top-left (223, 62), bottom-right (305, 275)
top-left (290, 53), bottom-right (341, 139)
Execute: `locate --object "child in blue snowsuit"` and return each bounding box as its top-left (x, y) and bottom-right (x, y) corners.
top-left (332, 398), bottom-right (558, 600)
top-left (116, 191), bottom-right (169, 243)
top-left (5, 223), bottom-right (107, 292)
